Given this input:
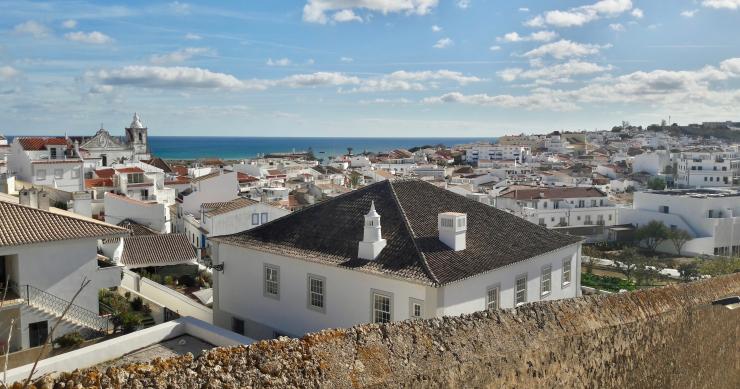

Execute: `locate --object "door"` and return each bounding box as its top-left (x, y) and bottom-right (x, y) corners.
top-left (29, 321), bottom-right (48, 348)
top-left (0, 256), bottom-right (6, 287)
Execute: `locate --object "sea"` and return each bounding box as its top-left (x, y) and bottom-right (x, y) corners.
top-left (147, 136), bottom-right (496, 160)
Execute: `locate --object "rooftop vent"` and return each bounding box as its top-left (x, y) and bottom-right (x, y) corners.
top-left (438, 212), bottom-right (467, 251)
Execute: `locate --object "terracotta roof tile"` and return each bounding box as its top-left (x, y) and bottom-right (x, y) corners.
top-left (0, 200), bottom-right (127, 247)
top-left (95, 169), bottom-right (116, 178)
top-left (119, 234), bottom-right (196, 267)
top-left (115, 167), bottom-right (145, 173)
top-left (17, 137), bottom-right (70, 151)
top-left (85, 178), bottom-right (114, 188)
top-left (204, 197), bottom-right (259, 216)
top-left (499, 187), bottom-right (606, 200)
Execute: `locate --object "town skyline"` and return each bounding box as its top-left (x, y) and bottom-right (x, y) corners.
top-left (1, 0), bottom-right (740, 137)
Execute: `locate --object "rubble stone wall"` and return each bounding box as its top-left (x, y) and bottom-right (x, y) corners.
top-left (28, 273), bottom-right (740, 388)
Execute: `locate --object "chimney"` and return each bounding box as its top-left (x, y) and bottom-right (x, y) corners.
top-left (37, 190), bottom-right (50, 211)
top-left (72, 191), bottom-right (92, 217)
top-left (19, 188), bottom-right (33, 207)
top-left (358, 201), bottom-right (387, 260)
top-left (438, 212), bottom-right (467, 251)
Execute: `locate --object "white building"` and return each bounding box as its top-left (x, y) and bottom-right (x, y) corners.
top-left (463, 144), bottom-right (529, 164)
top-left (619, 188), bottom-right (740, 256)
top-left (210, 179), bottom-right (582, 340)
top-left (0, 196), bottom-right (126, 351)
top-left (104, 192), bottom-right (171, 233)
top-left (495, 186), bottom-right (617, 229)
top-left (74, 113), bottom-right (151, 167)
top-left (632, 150), bottom-right (672, 176)
top-left (7, 137), bottom-right (85, 192)
top-left (675, 151), bottom-right (736, 188)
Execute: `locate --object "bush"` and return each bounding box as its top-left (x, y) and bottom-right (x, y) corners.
top-left (53, 332), bottom-right (85, 349)
top-left (141, 304), bottom-right (152, 315)
top-left (115, 311), bottom-right (142, 333)
top-left (150, 273), bottom-right (163, 284)
top-left (581, 273), bottom-right (636, 292)
top-left (164, 275), bottom-right (175, 285)
top-left (178, 274), bottom-right (196, 287)
top-left (131, 296), bottom-right (143, 311)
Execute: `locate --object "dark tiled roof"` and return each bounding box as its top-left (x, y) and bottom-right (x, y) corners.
top-left (142, 157), bottom-right (172, 173)
top-left (214, 179), bottom-right (581, 286)
top-left (119, 234), bottom-right (196, 267)
top-left (0, 200), bottom-right (127, 247)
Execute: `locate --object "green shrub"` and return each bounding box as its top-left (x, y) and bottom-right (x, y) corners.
top-left (115, 311), bottom-right (142, 333)
top-left (164, 275), bottom-right (174, 286)
top-left (178, 274), bottom-right (196, 287)
top-left (131, 296), bottom-right (143, 311)
top-left (581, 273), bottom-right (636, 292)
top-left (53, 332), bottom-right (85, 349)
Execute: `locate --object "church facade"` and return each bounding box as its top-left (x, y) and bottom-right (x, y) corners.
top-left (76, 113), bottom-right (151, 167)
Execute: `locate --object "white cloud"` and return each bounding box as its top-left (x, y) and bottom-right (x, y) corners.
top-left (631, 8), bottom-right (644, 18)
top-left (64, 31), bottom-right (113, 44)
top-left (525, 0), bottom-right (634, 28)
top-left (266, 58), bottom-right (292, 67)
top-left (303, 0), bottom-right (439, 24)
top-left (498, 30), bottom-right (558, 43)
top-left (498, 60), bottom-right (613, 82)
top-left (333, 9), bottom-right (363, 22)
top-left (456, 0), bottom-right (470, 9)
top-left (61, 19), bottom-right (77, 29)
top-left (702, 0), bottom-right (740, 10)
top-left (88, 84), bottom-right (114, 94)
top-left (519, 7), bottom-right (530, 12)
top-left (609, 23), bottom-right (625, 31)
top-left (169, 1), bottom-right (191, 14)
top-left (13, 21), bottom-right (50, 38)
top-left (91, 66), bottom-right (256, 90)
top-left (680, 9), bottom-right (699, 17)
top-left (523, 40), bottom-right (609, 59)
top-left (279, 72), bottom-right (360, 88)
top-left (433, 37), bottom-right (453, 48)
top-left (306, 58), bottom-right (315, 65)
top-left (0, 66), bottom-right (20, 80)
top-left (431, 24), bottom-right (442, 32)
top-left (340, 57), bottom-right (354, 62)
top-left (360, 98), bottom-right (412, 104)
top-left (424, 57), bottom-right (740, 113)
top-left (489, 45), bottom-right (502, 51)
top-left (184, 33), bottom-right (202, 40)
top-left (150, 48), bottom-right (213, 64)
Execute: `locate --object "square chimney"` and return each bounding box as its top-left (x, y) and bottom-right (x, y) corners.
top-left (438, 212), bottom-right (467, 251)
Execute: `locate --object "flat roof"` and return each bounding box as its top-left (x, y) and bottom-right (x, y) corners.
top-left (648, 188), bottom-right (740, 198)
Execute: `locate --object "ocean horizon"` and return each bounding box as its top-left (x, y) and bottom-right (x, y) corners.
top-left (147, 136), bottom-right (497, 160)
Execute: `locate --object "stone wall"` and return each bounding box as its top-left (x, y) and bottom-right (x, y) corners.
top-left (25, 274), bottom-right (740, 388)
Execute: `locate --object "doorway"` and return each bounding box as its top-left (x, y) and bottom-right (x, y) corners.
top-left (28, 321), bottom-right (48, 348)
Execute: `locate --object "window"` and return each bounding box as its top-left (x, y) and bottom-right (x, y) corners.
top-left (659, 206), bottom-right (669, 214)
top-left (486, 285), bottom-right (500, 310)
top-left (541, 265), bottom-right (552, 297)
top-left (307, 274), bottom-right (325, 312)
top-left (36, 169), bottom-right (46, 180)
top-left (263, 264), bottom-right (280, 299)
top-left (231, 317), bottom-right (245, 335)
top-left (50, 148), bottom-right (57, 159)
top-left (129, 173), bottom-right (144, 184)
top-left (515, 274), bottom-right (527, 306)
top-left (252, 213), bottom-right (260, 225)
top-left (372, 290), bottom-right (392, 323)
top-left (409, 298), bottom-right (423, 319)
top-left (538, 218), bottom-right (545, 226)
top-left (260, 212), bottom-right (268, 224)
top-left (54, 169), bottom-right (64, 179)
top-left (562, 258), bottom-right (572, 286)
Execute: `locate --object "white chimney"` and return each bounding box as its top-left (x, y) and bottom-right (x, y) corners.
top-left (358, 201), bottom-right (386, 260)
top-left (72, 191), bottom-right (93, 218)
top-left (438, 212), bottom-right (467, 251)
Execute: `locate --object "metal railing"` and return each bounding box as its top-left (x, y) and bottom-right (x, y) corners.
top-left (9, 282), bottom-right (111, 334)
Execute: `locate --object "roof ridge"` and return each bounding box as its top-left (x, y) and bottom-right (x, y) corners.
top-left (4, 199), bottom-right (128, 232)
top-left (387, 180), bottom-right (440, 286)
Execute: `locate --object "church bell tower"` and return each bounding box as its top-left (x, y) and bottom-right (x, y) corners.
top-left (125, 113), bottom-right (149, 158)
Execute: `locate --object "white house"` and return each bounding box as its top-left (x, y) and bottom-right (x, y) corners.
top-left (632, 150), bottom-right (672, 176)
top-left (619, 188), bottom-right (740, 256)
top-left (463, 144), bottom-right (529, 164)
top-left (7, 137), bottom-right (85, 192)
top-left (210, 179), bottom-right (582, 340)
top-left (675, 151), bottom-right (735, 188)
top-left (104, 192), bottom-right (171, 233)
top-left (0, 196), bottom-right (126, 351)
top-left (494, 186), bottom-right (618, 229)
top-left (175, 170), bottom-right (239, 232)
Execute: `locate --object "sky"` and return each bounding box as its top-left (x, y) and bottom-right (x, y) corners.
top-left (1, 0), bottom-right (739, 137)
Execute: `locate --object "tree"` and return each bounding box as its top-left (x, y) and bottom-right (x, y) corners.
top-left (635, 220), bottom-right (669, 253)
top-left (677, 262), bottom-right (699, 282)
top-left (667, 228), bottom-right (691, 256)
top-left (647, 177), bottom-right (666, 190)
top-left (615, 247), bottom-right (646, 282)
top-left (698, 256), bottom-right (740, 276)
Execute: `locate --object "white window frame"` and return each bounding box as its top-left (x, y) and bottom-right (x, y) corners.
top-left (307, 274), bottom-right (326, 313)
top-left (486, 284), bottom-right (500, 310)
top-left (515, 273), bottom-right (527, 306)
top-left (562, 257), bottom-right (572, 287)
top-left (263, 264), bottom-right (280, 299)
top-left (252, 213), bottom-right (260, 225)
top-left (371, 289), bottom-right (393, 324)
top-left (260, 212), bottom-right (268, 224)
top-left (409, 298), bottom-right (424, 319)
top-left (540, 265), bottom-right (552, 298)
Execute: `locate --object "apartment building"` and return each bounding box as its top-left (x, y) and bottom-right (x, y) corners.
top-left (675, 151), bottom-right (736, 188)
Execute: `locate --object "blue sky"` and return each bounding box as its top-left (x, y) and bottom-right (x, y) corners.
top-left (1, 0), bottom-right (739, 137)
